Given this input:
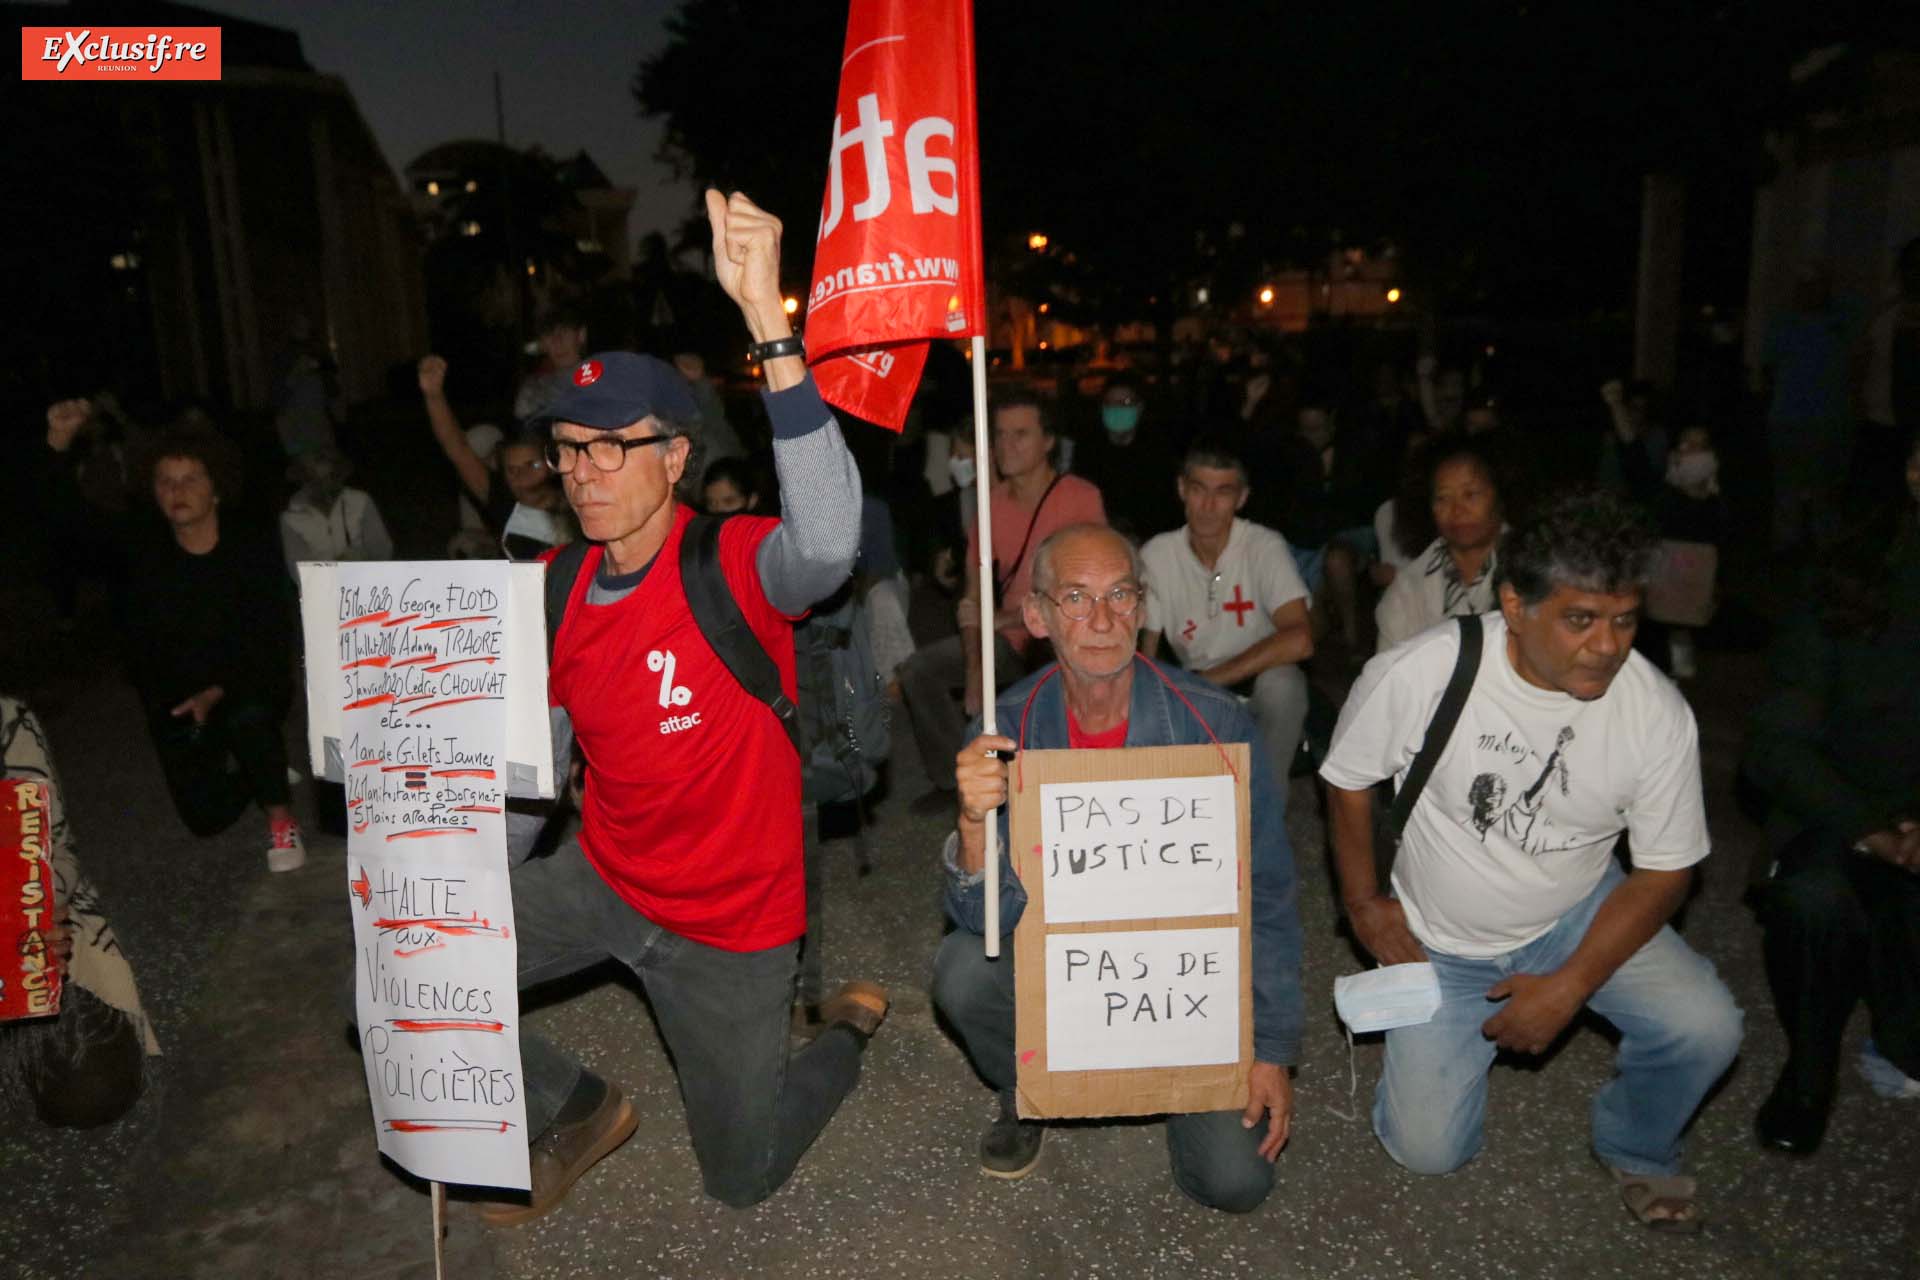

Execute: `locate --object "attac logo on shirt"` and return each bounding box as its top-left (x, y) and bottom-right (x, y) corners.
top-left (21, 27), bottom-right (222, 81)
top-left (647, 649), bottom-right (702, 734)
top-left (574, 359), bottom-right (603, 387)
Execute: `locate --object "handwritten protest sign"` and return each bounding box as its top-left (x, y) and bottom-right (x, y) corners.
top-left (0, 780), bottom-right (61, 1022)
top-left (1012, 745), bottom-right (1251, 1119)
top-left (311, 561), bottom-right (538, 1191)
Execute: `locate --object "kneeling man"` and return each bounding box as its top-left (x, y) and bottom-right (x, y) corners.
top-left (931, 523), bottom-right (1302, 1211)
top-left (1319, 490), bottom-right (1742, 1232)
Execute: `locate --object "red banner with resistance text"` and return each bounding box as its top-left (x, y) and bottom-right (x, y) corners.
top-left (1, 780), bottom-right (61, 1023)
top-left (804, 0), bottom-right (986, 431)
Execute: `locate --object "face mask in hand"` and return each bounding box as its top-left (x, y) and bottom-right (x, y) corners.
top-left (947, 456), bottom-right (977, 490)
top-left (1101, 404), bottom-right (1143, 436)
top-left (1333, 962), bottom-right (1441, 1034)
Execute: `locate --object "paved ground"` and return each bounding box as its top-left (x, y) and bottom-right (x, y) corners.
top-left (4, 582), bottom-right (1919, 1280)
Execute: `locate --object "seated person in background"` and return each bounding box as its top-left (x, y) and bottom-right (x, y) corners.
top-left (1243, 402), bottom-right (1376, 651)
top-left (1140, 437), bottom-right (1314, 779)
top-left (120, 423), bottom-right (304, 872)
top-left (514, 305), bottom-right (589, 424)
top-left (1744, 475), bottom-right (1920, 1156)
top-left (420, 355), bottom-right (575, 560)
top-left (1069, 372), bottom-right (1182, 541)
top-left (1374, 437), bottom-right (1507, 651)
top-left (1322, 490), bottom-right (1741, 1232)
top-left (898, 390), bottom-right (1105, 813)
top-left (932, 524), bottom-right (1301, 1204)
top-left (0, 695), bottom-right (161, 1128)
top-left (278, 447), bottom-right (393, 576)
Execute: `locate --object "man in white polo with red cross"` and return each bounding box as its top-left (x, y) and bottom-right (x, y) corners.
top-left (478, 190), bottom-right (888, 1224)
top-left (1140, 435), bottom-right (1315, 781)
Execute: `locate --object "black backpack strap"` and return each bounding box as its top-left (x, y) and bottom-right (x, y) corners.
top-left (1386, 612), bottom-right (1483, 836)
top-left (543, 541), bottom-right (592, 667)
top-left (680, 513), bottom-right (803, 757)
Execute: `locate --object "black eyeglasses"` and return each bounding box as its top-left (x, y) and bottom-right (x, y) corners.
top-left (544, 433), bottom-right (673, 473)
top-left (1034, 584), bottom-right (1143, 621)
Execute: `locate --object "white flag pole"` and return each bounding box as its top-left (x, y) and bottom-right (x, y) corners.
top-left (970, 333), bottom-right (1001, 957)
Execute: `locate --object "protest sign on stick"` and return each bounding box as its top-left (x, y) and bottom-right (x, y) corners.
top-left (299, 560), bottom-right (549, 1191)
top-left (1010, 744), bottom-right (1252, 1119)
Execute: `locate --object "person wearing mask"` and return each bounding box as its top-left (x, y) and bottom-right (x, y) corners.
top-left (420, 355), bottom-right (575, 560)
top-left (1071, 373), bottom-right (1182, 540)
top-left (106, 414), bottom-right (304, 871)
top-left (278, 448), bottom-right (393, 576)
top-left (898, 391), bottom-right (1105, 814)
top-left (1375, 439), bottom-right (1507, 651)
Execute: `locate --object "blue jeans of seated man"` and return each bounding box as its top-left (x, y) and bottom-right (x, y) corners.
top-left (1374, 863), bottom-right (1742, 1178)
top-left (513, 836), bottom-right (864, 1208)
top-left (932, 930), bottom-right (1275, 1213)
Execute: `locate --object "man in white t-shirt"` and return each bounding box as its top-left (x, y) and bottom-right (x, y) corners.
top-left (1319, 490), bottom-right (1742, 1232)
top-left (1141, 438), bottom-right (1314, 779)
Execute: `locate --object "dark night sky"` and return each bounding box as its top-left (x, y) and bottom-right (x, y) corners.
top-left (207, 0), bottom-right (696, 243)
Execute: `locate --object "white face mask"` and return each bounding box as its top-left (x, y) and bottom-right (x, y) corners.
top-left (1666, 450), bottom-right (1719, 493)
top-left (948, 456), bottom-right (977, 490)
top-left (1333, 962), bottom-right (1442, 1034)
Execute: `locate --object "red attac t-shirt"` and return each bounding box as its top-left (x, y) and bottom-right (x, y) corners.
top-left (548, 506), bottom-right (804, 951)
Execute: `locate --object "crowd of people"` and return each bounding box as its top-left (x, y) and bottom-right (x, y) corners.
top-left (6, 207), bottom-right (1916, 1247)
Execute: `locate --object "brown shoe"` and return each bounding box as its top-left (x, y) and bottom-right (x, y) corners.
top-left (815, 980), bottom-right (890, 1040)
top-left (478, 1083), bottom-right (638, 1227)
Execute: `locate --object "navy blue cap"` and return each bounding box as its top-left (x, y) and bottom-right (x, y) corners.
top-left (531, 352), bottom-right (699, 432)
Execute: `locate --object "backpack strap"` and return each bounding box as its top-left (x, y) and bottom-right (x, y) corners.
top-left (542, 541), bottom-right (592, 667)
top-left (1385, 612), bottom-right (1483, 837)
top-left (680, 513), bottom-right (802, 758)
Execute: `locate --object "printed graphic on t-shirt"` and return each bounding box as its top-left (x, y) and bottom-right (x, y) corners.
top-left (648, 648), bottom-right (704, 734)
top-left (1467, 725), bottom-right (1577, 855)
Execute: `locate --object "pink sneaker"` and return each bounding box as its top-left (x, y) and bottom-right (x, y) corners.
top-left (268, 817), bottom-right (306, 873)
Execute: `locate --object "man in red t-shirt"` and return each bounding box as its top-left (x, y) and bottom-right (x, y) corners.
top-left (899, 389), bottom-right (1106, 812)
top-left (480, 190), bottom-right (888, 1224)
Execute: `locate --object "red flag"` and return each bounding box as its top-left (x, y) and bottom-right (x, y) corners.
top-left (803, 0), bottom-right (986, 431)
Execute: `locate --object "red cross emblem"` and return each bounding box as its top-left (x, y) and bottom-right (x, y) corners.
top-left (574, 359), bottom-right (603, 387)
top-left (1223, 583), bottom-right (1256, 626)
top-left (1181, 619), bottom-right (1197, 643)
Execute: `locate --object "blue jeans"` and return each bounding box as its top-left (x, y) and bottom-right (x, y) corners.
top-left (932, 931), bottom-right (1275, 1213)
top-left (1373, 865), bottom-right (1742, 1177)
top-left (513, 837), bottom-right (864, 1207)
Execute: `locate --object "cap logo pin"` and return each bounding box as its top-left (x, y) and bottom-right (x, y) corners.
top-left (574, 359), bottom-right (603, 387)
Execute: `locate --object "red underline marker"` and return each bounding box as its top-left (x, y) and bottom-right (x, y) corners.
top-left (431, 768), bottom-right (495, 779)
top-left (341, 656), bottom-right (390, 670)
top-left (390, 653), bottom-right (439, 667)
top-left (452, 805), bottom-right (502, 814)
top-left (381, 613), bottom-right (423, 628)
top-left (384, 828), bottom-right (478, 841)
top-left (339, 610), bottom-right (389, 629)
top-left (413, 614), bottom-right (497, 631)
top-left (388, 1018), bottom-right (505, 1034)
top-left (424, 657), bottom-right (499, 672)
top-left (343, 693), bottom-right (394, 710)
top-left (392, 943), bottom-right (448, 958)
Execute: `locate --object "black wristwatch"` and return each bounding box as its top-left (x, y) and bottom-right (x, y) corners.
top-left (749, 336), bottom-right (806, 364)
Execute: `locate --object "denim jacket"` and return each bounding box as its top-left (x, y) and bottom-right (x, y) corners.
top-left (941, 655), bottom-right (1305, 1065)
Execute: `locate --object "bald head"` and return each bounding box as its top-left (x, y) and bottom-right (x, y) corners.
top-left (1030, 524), bottom-right (1139, 598)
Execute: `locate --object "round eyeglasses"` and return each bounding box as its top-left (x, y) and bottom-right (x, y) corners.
top-left (1033, 584), bottom-right (1143, 621)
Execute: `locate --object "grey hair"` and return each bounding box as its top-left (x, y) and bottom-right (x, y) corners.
top-left (1029, 523), bottom-right (1141, 597)
top-left (1495, 489), bottom-right (1658, 608)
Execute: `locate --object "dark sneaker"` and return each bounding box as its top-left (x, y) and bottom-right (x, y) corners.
top-left (980, 1091), bottom-right (1045, 1180)
top-left (1755, 1076), bottom-right (1831, 1157)
top-left (479, 1081), bottom-right (638, 1226)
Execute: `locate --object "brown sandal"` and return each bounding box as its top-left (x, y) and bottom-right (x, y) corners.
top-left (816, 980), bottom-right (890, 1040)
top-left (1597, 1157), bottom-right (1703, 1234)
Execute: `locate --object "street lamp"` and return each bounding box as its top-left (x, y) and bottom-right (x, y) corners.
top-left (1027, 232), bottom-right (1049, 251)
top-left (1258, 285), bottom-right (1275, 306)
top-left (783, 296), bottom-right (800, 315)
top-left (1386, 287), bottom-right (1402, 304)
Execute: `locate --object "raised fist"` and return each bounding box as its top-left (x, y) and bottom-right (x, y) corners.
top-left (705, 189), bottom-right (786, 333)
top-left (45, 398), bottom-right (92, 452)
top-left (1599, 379), bottom-right (1625, 407)
top-left (417, 355), bottom-right (448, 398)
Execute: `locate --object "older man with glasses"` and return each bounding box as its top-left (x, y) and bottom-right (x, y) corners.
top-left (928, 522), bottom-right (1304, 1208)
top-left (471, 190), bottom-right (890, 1224)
